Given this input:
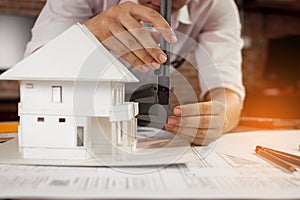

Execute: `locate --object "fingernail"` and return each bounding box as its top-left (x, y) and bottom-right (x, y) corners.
top-left (158, 54), bottom-right (167, 63)
top-left (173, 107), bottom-right (181, 115)
top-left (141, 65), bottom-right (149, 72)
top-left (169, 33), bottom-right (177, 43)
top-left (151, 61), bottom-right (160, 69)
top-left (168, 117), bottom-right (177, 124)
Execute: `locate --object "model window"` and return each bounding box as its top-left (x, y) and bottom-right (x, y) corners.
top-left (59, 118), bottom-right (66, 123)
top-left (25, 83), bottom-right (34, 89)
top-left (77, 127), bottom-right (84, 146)
top-left (52, 86), bottom-right (62, 103)
top-left (37, 117), bottom-right (44, 122)
top-left (113, 88), bottom-right (118, 105)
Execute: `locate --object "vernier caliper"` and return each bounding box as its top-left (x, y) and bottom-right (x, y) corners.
top-left (130, 0), bottom-right (173, 128)
top-left (155, 0), bottom-right (172, 106)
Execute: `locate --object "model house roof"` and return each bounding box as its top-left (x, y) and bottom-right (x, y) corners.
top-left (0, 23), bottom-right (138, 83)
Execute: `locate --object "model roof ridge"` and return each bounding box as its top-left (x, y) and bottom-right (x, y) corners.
top-left (0, 23), bottom-right (138, 83)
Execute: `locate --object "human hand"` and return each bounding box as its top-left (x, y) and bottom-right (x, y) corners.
top-left (165, 89), bottom-right (242, 145)
top-left (83, 1), bottom-right (177, 72)
top-left (165, 101), bottom-right (228, 145)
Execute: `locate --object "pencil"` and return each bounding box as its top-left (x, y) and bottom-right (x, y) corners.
top-left (263, 149), bottom-right (300, 166)
top-left (255, 148), bottom-right (297, 173)
top-left (256, 145), bottom-right (300, 160)
top-left (0, 122), bottom-right (19, 133)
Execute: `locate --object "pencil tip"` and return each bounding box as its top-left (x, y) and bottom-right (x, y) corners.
top-left (290, 167), bottom-right (297, 172)
top-left (255, 145), bottom-right (263, 151)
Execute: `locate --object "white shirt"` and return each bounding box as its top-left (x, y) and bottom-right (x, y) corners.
top-left (25, 0), bottom-right (245, 101)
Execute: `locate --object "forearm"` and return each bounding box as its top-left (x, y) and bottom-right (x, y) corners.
top-left (205, 88), bottom-right (242, 133)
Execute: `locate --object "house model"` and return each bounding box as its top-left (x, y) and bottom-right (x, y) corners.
top-left (0, 23), bottom-right (139, 160)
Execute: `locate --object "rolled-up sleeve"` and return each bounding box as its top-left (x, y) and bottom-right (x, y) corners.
top-left (25, 0), bottom-right (102, 57)
top-left (196, 0), bottom-right (245, 101)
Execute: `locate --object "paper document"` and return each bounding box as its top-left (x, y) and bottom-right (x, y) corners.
top-left (1, 130), bottom-right (300, 199)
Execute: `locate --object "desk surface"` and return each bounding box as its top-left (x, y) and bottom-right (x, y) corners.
top-left (0, 129), bottom-right (300, 199)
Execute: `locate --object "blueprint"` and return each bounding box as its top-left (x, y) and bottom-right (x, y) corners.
top-left (1, 130), bottom-right (300, 199)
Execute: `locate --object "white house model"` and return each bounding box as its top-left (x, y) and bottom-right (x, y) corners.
top-left (0, 23), bottom-right (139, 160)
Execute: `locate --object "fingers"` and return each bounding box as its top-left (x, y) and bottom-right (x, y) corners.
top-left (165, 125), bottom-right (215, 139)
top-left (101, 32), bottom-right (149, 72)
top-left (111, 2), bottom-right (175, 63)
top-left (83, 1), bottom-right (177, 72)
top-left (119, 15), bottom-right (167, 67)
top-left (167, 115), bottom-right (223, 129)
top-left (120, 2), bottom-right (177, 44)
top-left (109, 21), bottom-right (159, 70)
top-left (149, 29), bottom-right (160, 44)
top-left (165, 114), bottom-right (224, 145)
top-left (165, 101), bottom-right (227, 145)
top-left (165, 125), bottom-right (221, 146)
top-left (100, 20), bottom-right (158, 72)
top-left (173, 101), bottom-right (225, 117)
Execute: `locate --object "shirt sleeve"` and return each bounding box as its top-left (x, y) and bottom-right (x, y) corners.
top-left (24, 0), bottom-right (103, 57)
top-left (195, 0), bottom-right (245, 101)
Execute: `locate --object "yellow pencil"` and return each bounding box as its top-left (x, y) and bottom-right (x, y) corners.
top-left (257, 145), bottom-right (300, 160)
top-left (255, 147), bottom-right (297, 173)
